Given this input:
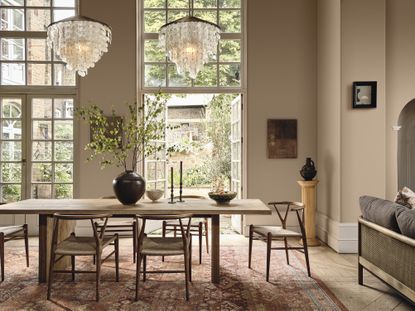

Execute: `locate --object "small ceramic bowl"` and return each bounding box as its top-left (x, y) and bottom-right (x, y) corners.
top-left (146, 189), bottom-right (164, 202)
top-left (208, 191), bottom-right (237, 204)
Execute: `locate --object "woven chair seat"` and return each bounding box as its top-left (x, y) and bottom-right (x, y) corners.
top-left (55, 235), bottom-right (116, 256)
top-left (96, 220), bottom-right (135, 227)
top-left (0, 225), bottom-right (24, 236)
top-left (165, 218), bottom-right (207, 227)
top-left (252, 226), bottom-right (302, 238)
top-left (141, 237), bottom-right (185, 256)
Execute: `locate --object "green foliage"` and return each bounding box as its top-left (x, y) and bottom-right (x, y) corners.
top-left (205, 94), bottom-right (232, 191)
top-left (184, 165), bottom-right (210, 187)
top-left (76, 93), bottom-right (169, 171)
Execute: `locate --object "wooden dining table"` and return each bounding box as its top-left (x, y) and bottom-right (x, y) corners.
top-left (0, 198), bottom-right (271, 284)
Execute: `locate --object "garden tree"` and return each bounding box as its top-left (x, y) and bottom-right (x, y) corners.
top-left (205, 94), bottom-right (233, 191)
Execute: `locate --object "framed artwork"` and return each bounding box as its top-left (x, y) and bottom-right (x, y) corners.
top-left (267, 119), bottom-right (297, 159)
top-left (90, 116), bottom-right (123, 143)
top-left (352, 81), bottom-right (377, 109)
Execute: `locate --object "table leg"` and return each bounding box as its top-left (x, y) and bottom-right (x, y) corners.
top-left (38, 214), bottom-right (47, 283)
top-left (211, 215), bottom-right (220, 284)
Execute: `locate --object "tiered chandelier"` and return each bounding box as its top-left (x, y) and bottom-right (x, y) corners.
top-left (47, 13), bottom-right (112, 77)
top-left (159, 0), bottom-right (221, 79)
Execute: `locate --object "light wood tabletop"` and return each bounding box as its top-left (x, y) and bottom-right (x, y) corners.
top-left (0, 198), bottom-right (271, 284)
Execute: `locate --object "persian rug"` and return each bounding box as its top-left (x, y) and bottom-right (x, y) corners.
top-left (0, 242), bottom-right (347, 311)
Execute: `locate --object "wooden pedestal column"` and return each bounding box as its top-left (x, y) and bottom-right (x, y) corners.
top-left (297, 180), bottom-right (320, 247)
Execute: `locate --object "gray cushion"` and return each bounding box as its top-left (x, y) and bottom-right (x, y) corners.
top-left (395, 208), bottom-right (415, 238)
top-left (359, 196), bottom-right (406, 233)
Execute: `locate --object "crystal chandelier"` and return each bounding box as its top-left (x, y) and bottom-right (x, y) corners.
top-left (159, 0), bottom-right (221, 79)
top-left (47, 15), bottom-right (112, 77)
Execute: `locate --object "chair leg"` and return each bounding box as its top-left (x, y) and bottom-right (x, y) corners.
top-left (358, 263), bottom-right (363, 285)
top-left (133, 222), bottom-right (137, 264)
top-left (189, 235), bottom-right (192, 282)
top-left (95, 252), bottom-right (101, 302)
top-left (143, 256), bottom-right (147, 282)
top-left (47, 247), bottom-right (56, 300)
top-left (204, 219), bottom-right (209, 254)
top-left (135, 253), bottom-right (143, 302)
top-left (23, 224), bottom-right (29, 267)
top-left (115, 235), bottom-right (119, 282)
top-left (248, 225), bottom-right (253, 269)
top-left (71, 256), bottom-right (75, 281)
top-left (303, 239), bottom-right (311, 277)
top-left (184, 252), bottom-right (190, 301)
top-left (93, 255), bottom-right (95, 265)
top-left (266, 232), bottom-right (272, 282)
top-left (162, 221), bottom-right (166, 262)
top-left (0, 233), bottom-right (4, 282)
top-left (198, 222), bottom-right (202, 264)
top-left (284, 237), bottom-right (290, 265)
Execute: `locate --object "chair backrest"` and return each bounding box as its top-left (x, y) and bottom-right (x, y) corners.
top-left (51, 213), bottom-right (113, 251)
top-left (136, 214), bottom-right (193, 250)
top-left (267, 201), bottom-right (305, 230)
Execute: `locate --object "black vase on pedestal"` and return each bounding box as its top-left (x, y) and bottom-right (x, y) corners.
top-left (113, 170), bottom-right (146, 205)
top-left (300, 157), bottom-right (317, 181)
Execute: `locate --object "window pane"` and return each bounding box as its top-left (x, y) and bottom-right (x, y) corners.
top-left (53, 9), bottom-right (75, 22)
top-left (53, 63), bottom-right (76, 86)
top-left (32, 184), bottom-right (51, 198)
top-left (0, 38), bottom-right (25, 61)
top-left (168, 64), bottom-right (191, 87)
top-left (167, 9), bottom-right (186, 23)
top-left (1, 141), bottom-right (22, 161)
top-left (54, 120), bottom-right (73, 140)
top-left (1, 98), bottom-right (22, 118)
top-left (53, 0), bottom-right (75, 7)
top-left (27, 39), bottom-right (50, 61)
top-left (0, 8), bottom-right (24, 31)
top-left (219, 10), bottom-right (240, 33)
top-left (144, 40), bottom-right (165, 62)
top-left (219, 0), bottom-right (240, 8)
top-left (2, 163), bottom-right (21, 182)
top-left (1, 0), bottom-right (24, 5)
top-left (54, 183), bottom-right (72, 198)
top-left (26, 9), bottom-right (50, 31)
top-left (194, 10), bottom-right (217, 24)
top-left (54, 141), bottom-right (73, 161)
top-left (144, 10), bottom-right (166, 33)
top-left (194, 0), bottom-right (217, 8)
top-left (32, 163), bottom-right (52, 182)
top-left (54, 163), bottom-right (73, 182)
top-left (27, 63), bottom-right (51, 85)
top-left (32, 141), bottom-right (52, 161)
top-left (219, 40), bottom-right (240, 62)
top-left (1, 184), bottom-right (21, 202)
top-left (1, 63), bottom-right (25, 85)
top-left (219, 63), bottom-right (240, 87)
top-left (32, 120), bottom-right (52, 139)
top-left (1, 120), bottom-right (22, 139)
top-left (144, 0), bottom-right (165, 8)
top-left (27, 0), bottom-right (51, 6)
top-left (32, 98), bottom-right (52, 119)
top-left (54, 98), bottom-right (73, 119)
top-left (194, 64), bottom-right (217, 87)
top-left (144, 64), bottom-right (166, 87)
top-left (167, 0), bottom-right (187, 8)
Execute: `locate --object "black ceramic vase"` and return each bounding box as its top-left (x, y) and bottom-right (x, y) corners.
top-left (113, 170), bottom-right (146, 205)
top-left (300, 157), bottom-right (317, 181)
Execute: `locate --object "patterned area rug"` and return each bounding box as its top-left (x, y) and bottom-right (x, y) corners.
top-left (0, 242), bottom-right (347, 311)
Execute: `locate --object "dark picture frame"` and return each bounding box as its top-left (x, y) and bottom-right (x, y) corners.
top-left (267, 119), bottom-right (297, 159)
top-left (352, 81), bottom-right (377, 109)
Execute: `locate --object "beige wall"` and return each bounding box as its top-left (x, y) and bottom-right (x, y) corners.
top-left (245, 0), bottom-right (317, 226)
top-left (78, 0), bottom-right (137, 199)
top-left (386, 0), bottom-right (415, 199)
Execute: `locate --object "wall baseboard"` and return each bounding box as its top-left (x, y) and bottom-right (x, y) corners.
top-left (316, 212), bottom-right (358, 253)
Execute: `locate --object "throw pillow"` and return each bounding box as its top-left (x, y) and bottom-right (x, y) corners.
top-left (360, 196), bottom-right (404, 232)
top-left (394, 186), bottom-right (415, 209)
top-left (395, 208), bottom-right (415, 238)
